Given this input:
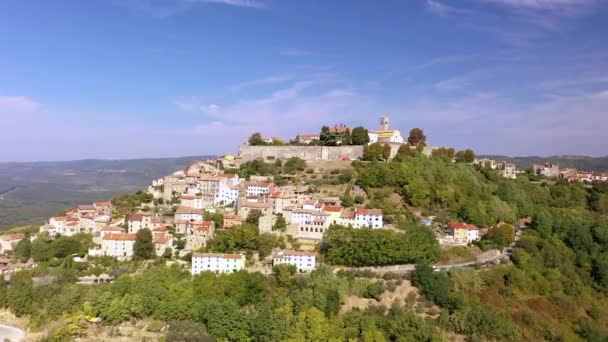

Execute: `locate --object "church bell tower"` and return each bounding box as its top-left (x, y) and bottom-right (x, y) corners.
top-left (380, 116), bottom-right (389, 131)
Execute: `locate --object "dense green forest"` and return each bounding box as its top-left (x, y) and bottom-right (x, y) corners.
top-left (350, 155), bottom-right (608, 340)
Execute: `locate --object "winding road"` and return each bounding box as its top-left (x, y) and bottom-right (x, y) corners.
top-left (0, 324), bottom-right (25, 342)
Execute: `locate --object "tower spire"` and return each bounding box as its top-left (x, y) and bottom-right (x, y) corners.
top-left (380, 116), bottom-right (389, 131)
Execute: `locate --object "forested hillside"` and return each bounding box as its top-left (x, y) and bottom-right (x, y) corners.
top-left (349, 154), bottom-right (608, 340)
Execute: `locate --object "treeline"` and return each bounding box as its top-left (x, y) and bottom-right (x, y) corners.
top-left (204, 223), bottom-right (285, 259)
top-left (234, 157), bottom-right (306, 180)
top-left (110, 190), bottom-right (153, 218)
top-left (248, 126), bottom-right (371, 146)
top-left (0, 264), bottom-right (443, 341)
top-left (353, 155), bottom-right (598, 227)
top-left (319, 225), bottom-right (440, 266)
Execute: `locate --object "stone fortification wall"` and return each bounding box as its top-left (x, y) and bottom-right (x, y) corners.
top-left (238, 145), bottom-right (364, 161)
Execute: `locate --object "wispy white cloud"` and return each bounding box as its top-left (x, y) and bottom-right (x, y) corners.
top-left (426, 0), bottom-right (472, 16)
top-left (415, 53), bottom-right (483, 69)
top-left (186, 0), bottom-right (268, 9)
top-left (228, 75), bottom-right (292, 92)
top-left (434, 77), bottom-right (472, 91)
top-left (480, 0), bottom-right (601, 30)
top-left (177, 79), bottom-right (375, 143)
top-left (0, 96), bottom-right (40, 112)
top-left (172, 98), bottom-right (221, 116)
top-left (279, 49), bottom-right (325, 57)
top-left (203, 104), bottom-right (220, 115)
top-left (483, 0), bottom-right (596, 11)
top-left (114, 0), bottom-right (267, 18)
top-left (539, 76), bottom-right (608, 90)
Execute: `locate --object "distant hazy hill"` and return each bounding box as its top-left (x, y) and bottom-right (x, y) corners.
top-left (0, 156), bottom-right (212, 230)
top-left (480, 155), bottom-right (608, 171)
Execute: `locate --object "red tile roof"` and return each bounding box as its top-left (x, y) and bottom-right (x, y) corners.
top-left (355, 208), bottom-right (383, 216)
top-left (0, 233), bottom-right (25, 241)
top-left (329, 124), bottom-right (350, 133)
top-left (94, 202), bottom-right (112, 207)
top-left (129, 213), bottom-right (147, 222)
top-left (340, 210), bottom-right (355, 219)
top-left (323, 206), bottom-right (342, 212)
top-left (154, 236), bottom-right (171, 244)
top-left (448, 222), bottom-right (479, 230)
top-left (103, 233), bottom-right (137, 241)
top-left (101, 226), bottom-right (124, 232)
top-left (192, 253), bottom-right (243, 259)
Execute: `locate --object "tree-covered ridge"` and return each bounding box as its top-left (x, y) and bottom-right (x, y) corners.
top-left (1, 264), bottom-right (443, 341)
top-left (351, 154), bottom-right (608, 339)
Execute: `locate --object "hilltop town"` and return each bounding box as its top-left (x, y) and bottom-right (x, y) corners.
top-left (0, 117), bottom-right (607, 341)
top-left (0, 116), bottom-right (605, 274)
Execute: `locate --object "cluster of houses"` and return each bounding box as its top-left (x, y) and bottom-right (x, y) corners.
top-left (532, 162), bottom-right (608, 182)
top-left (31, 158), bottom-right (385, 275)
top-left (553, 164), bottom-right (608, 183)
top-left (473, 158), bottom-right (521, 179)
top-left (473, 160), bottom-right (608, 183)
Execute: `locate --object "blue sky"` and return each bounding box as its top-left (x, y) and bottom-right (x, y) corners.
top-left (1, 0), bottom-right (607, 161)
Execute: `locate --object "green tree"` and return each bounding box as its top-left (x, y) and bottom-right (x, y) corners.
top-left (272, 138), bottom-right (285, 146)
top-left (351, 126), bottom-right (370, 145)
top-left (272, 214), bottom-right (287, 232)
top-left (0, 277), bottom-right (7, 308)
top-left (203, 300), bottom-right (251, 342)
top-left (455, 149), bottom-right (475, 163)
top-left (6, 271), bottom-right (33, 316)
top-left (134, 228), bottom-right (155, 259)
top-left (382, 144), bottom-right (392, 161)
top-left (363, 143), bottom-right (384, 161)
top-left (205, 212), bottom-right (224, 229)
top-left (14, 238), bottom-right (31, 260)
top-left (407, 128), bottom-right (426, 146)
top-left (290, 307), bottom-right (332, 341)
top-left (431, 147), bottom-right (455, 160)
top-left (320, 126), bottom-right (340, 146)
top-left (342, 129), bottom-right (352, 145)
top-left (284, 157), bottom-right (306, 174)
top-left (248, 132), bottom-right (266, 146)
top-left (340, 192), bottom-right (354, 207)
top-left (393, 144), bottom-right (415, 162)
top-left (485, 224), bottom-right (515, 250)
top-left (246, 209), bottom-right (262, 226)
